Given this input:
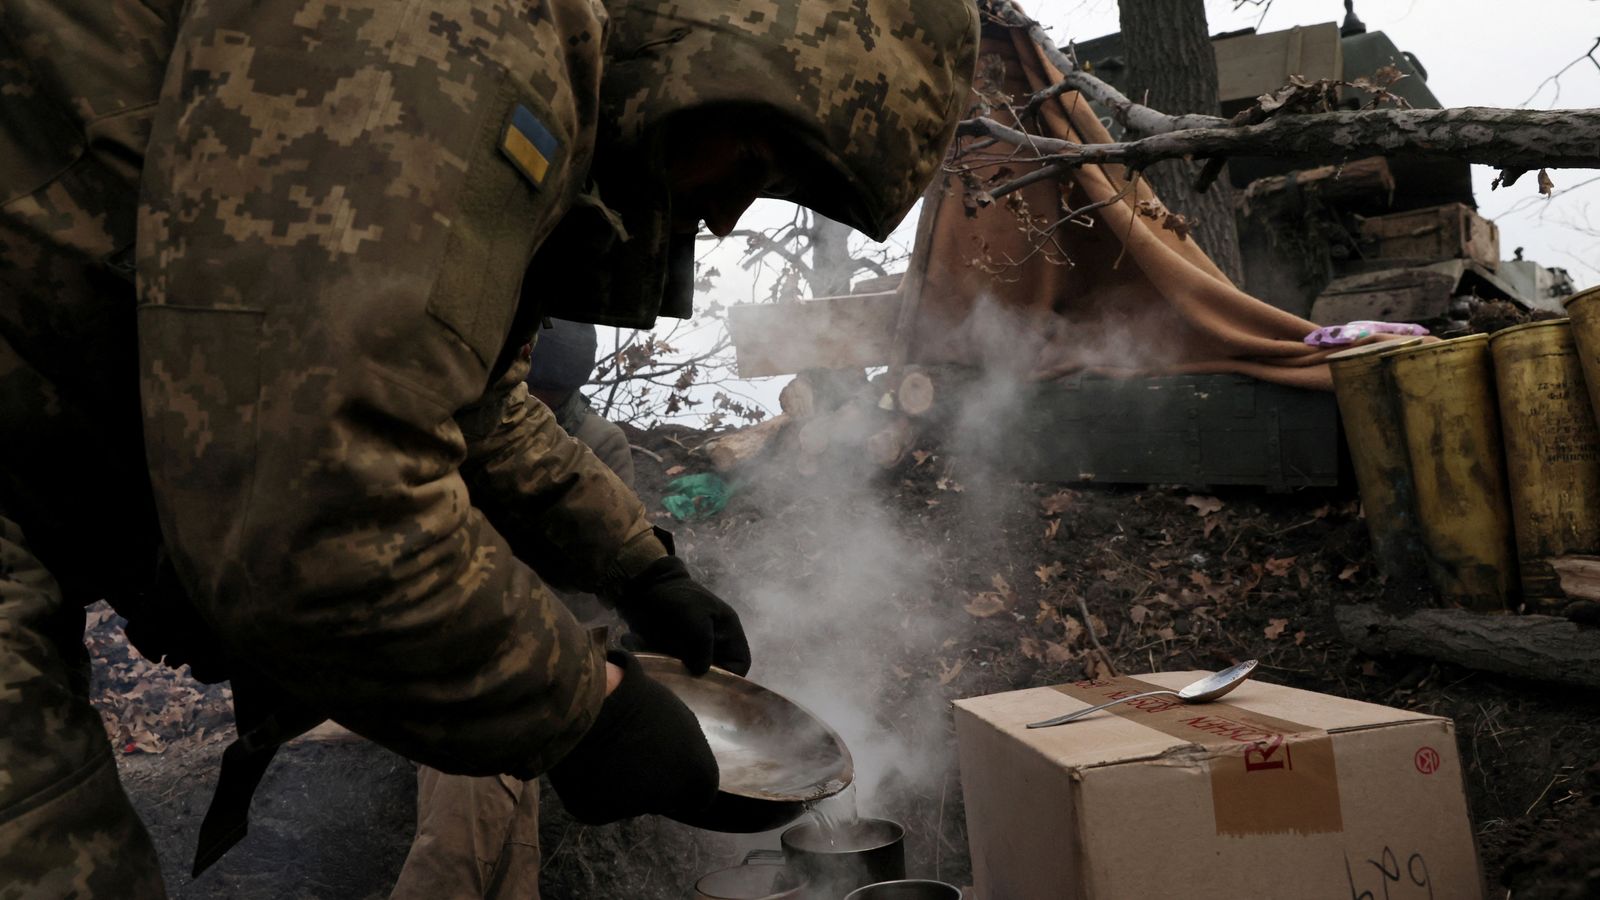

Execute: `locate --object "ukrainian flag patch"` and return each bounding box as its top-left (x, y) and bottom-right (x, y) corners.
top-left (501, 104), bottom-right (560, 189)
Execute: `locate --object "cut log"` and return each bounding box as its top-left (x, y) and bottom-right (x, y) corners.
top-left (702, 415), bottom-right (790, 472)
top-left (896, 367), bottom-right (936, 418)
top-left (796, 417), bottom-right (833, 456)
top-left (1546, 555), bottom-right (1600, 601)
top-left (1334, 604), bottom-right (1600, 690)
top-left (794, 452), bottom-right (820, 478)
top-left (779, 378), bottom-right (817, 419)
top-left (865, 417), bottom-right (916, 469)
top-left (780, 368), bottom-right (872, 420)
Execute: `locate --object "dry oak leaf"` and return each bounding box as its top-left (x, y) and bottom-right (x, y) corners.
top-left (1044, 518), bottom-right (1062, 541)
top-left (938, 657), bottom-right (966, 685)
top-left (1264, 618), bottom-right (1289, 640)
top-left (1185, 495), bottom-right (1224, 517)
top-left (1041, 490), bottom-right (1075, 516)
top-left (1338, 563), bottom-right (1361, 582)
top-left (964, 592), bottom-right (1008, 618)
top-left (1264, 556), bottom-right (1298, 577)
top-left (1062, 614), bottom-right (1087, 646)
top-left (1538, 169), bottom-right (1555, 196)
top-left (1035, 561), bottom-right (1066, 585)
top-left (1020, 635), bottom-right (1046, 661)
top-left (1129, 604), bottom-right (1151, 625)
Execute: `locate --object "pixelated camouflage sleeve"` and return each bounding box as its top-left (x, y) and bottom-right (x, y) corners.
top-left (455, 353), bottom-right (665, 594)
top-left (135, 0), bottom-right (616, 777)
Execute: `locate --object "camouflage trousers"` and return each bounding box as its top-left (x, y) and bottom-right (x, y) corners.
top-left (0, 514), bottom-right (168, 899)
top-left (390, 407), bottom-right (632, 900)
top-left (390, 770), bottom-right (542, 900)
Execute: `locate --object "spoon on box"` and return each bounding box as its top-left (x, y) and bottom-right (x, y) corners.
top-left (1026, 660), bottom-right (1260, 728)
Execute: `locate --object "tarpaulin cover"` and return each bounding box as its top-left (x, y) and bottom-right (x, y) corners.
top-left (904, 15), bottom-right (1361, 390)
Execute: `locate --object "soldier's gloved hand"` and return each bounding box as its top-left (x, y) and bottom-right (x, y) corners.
top-left (615, 556), bottom-right (752, 676)
top-left (548, 651), bottom-right (718, 825)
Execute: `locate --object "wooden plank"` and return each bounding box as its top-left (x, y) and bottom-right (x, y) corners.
top-left (995, 373), bottom-right (1339, 488)
top-left (1238, 156), bottom-right (1395, 213)
top-left (727, 292), bottom-right (899, 377)
top-left (1214, 22), bottom-right (1342, 103)
top-left (1309, 268), bottom-right (1458, 324)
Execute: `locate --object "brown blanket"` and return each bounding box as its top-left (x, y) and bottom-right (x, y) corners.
top-left (905, 21), bottom-right (1353, 390)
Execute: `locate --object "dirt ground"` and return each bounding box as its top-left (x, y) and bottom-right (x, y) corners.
top-left (91, 420), bottom-right (1600, 899)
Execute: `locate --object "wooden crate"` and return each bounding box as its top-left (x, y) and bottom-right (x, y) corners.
top-left (987, 373), bottom-right (1340, 489)
top-left (1213, 22), bottom-right (1342, 104)
top-left (727, 292), bottom-right (899, 377)
top-left (1358, 203), bottom-right (1500, 269)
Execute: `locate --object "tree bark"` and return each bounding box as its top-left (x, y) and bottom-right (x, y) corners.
top-left (1118, 0), bottom-right (1245, 284)
top-left (809, 214), bottom-right (855, 297)
top-left (1334, 604), bottom-right (1600, 690)
top-left (959, 107), bottom-right (1600, 182)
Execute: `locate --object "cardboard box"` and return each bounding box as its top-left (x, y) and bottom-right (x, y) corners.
top-left (954, 673), bottom-right (1483, 900)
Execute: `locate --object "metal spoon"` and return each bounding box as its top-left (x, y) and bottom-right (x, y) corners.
top-left (1026, 660), bottom-right (1260, 728)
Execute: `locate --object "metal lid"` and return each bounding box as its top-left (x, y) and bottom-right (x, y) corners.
top-left (1562, 284), bottom-right (1600, 309)
top-left (1380, 332), bottom-right (1488, 362)
top-left (1488, 317), bottom-right (1572, 345)
top-left (1326, 335), bottom-right (1427, 364)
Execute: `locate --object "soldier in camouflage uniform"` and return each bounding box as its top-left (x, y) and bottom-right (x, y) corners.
top-left (523, 320), bottom-right (634, 486)
top-left (0, 0), bottom-right (977, 893)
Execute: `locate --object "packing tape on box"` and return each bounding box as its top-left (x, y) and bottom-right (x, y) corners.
top-left (1054, 677), bottom-right (1344, 836)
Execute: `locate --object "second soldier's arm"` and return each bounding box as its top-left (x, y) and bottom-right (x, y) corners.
top-left (455, 350), bottom-right (666, 594)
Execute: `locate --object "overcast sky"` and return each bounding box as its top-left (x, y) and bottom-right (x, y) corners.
top-left (622, 0), bottom-right (1600, 422)
top-left (1045, 0), bottom-right (1600, 287)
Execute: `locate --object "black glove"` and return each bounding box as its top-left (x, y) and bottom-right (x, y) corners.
top-left (615, 555), bottom-right (752, 676)
top-left (547, 651), bottom-right (719, 825)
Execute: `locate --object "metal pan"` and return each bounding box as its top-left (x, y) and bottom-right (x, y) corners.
top-left (637, 654), bottom-right (853, 833)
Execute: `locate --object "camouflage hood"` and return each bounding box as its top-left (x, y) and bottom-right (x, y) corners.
top-left (601, 0), bottom-right (980, 241)
top-left (535, 0), bottom-right (978, 329)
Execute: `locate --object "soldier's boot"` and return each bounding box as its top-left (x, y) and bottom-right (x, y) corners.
top-left (0, 514), bottom-right (168, 900)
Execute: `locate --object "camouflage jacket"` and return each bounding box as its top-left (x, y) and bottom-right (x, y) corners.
top-left (2, 0), bottom-right (975, 777)
top-left (4, 0), bottom-right (663, 778)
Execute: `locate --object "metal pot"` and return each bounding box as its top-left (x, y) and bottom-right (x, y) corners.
top-left (781, 817), bottom-right (906, 899)
top-left (844, 880), bottom-right (964, 900)
top-left (695, 850), bottom-right (808, 900)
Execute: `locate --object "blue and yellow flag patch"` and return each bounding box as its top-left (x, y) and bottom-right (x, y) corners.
top-left (501, 105), bottom-right (560, 189)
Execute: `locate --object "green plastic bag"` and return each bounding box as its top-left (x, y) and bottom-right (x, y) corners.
top-left (661, 473), bottom-right (733, 521)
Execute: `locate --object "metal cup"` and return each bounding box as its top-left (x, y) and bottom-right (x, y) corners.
top-left (781, 817), bottom-right (906, 899)
top-left (695, 850), bottom-right (809, 900)
top-left (844, 880), bottom-right (964, 900)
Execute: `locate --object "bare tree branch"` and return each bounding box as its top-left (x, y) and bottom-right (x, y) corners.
top-left (985, 0), bottom-right (1226, 137)
top-left (1521, 36), bottom-right (1600, 107)
top-left (727, 228), bottom-right (817, 284)
top-left (958, 107), bottom-right (1600, 192)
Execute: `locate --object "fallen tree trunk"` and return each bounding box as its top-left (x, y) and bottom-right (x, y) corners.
top-left (959, 107), bottom-right (1600, 182)
top-left (1334, 604), bottom-right (1600, 690)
